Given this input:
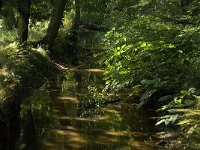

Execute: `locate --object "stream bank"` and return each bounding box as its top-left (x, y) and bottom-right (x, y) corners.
top-left (0, 44), bottom-right (59, 149)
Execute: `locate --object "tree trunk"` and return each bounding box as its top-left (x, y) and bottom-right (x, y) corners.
top-left (0, 0), bottom-right (2, 12)
top-left (42, 0), bottom-right (67, 51)
top-left (72, 0), bottom-right (80, 31)
top-left (17, 0), bottom-right (31, 43)
top-left (67, 0), bottom-right (80, 66)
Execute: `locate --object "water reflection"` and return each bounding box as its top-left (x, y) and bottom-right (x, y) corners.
top-left (0, 98), bottom-right (20, 150)
top-left (0, 115), bottom-right (20, 150)
top-left (20, 109), bottom-right (39, 150)
top-left (18, 70), bottom-right (164, 150)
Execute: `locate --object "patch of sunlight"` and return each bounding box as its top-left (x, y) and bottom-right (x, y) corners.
top-left (0, 67), bottom-right (9, 76)
top-left (57, 96), bottom-right (79, 103)
top-left (32, 46), bottom-right (48, 57)
top-left (175, 109), bottom-right (200, 117)
top-left (97, 116), bottom-right (109, 120)
top-left (68, 68), bottom-right (105, 73)
top-left (175, 108), bottom-right (200, 113)
top-left (155, 131), bottom-right (177, 139)
top-left (63, 126), bottom-right (79, 131)
top-left (83, 68), bottom-right (105, 72)
top-left (104, 130), bottom-right (128, 136)
top-left (53, 115), bottom-right (93, 122)
top-left (102, 107), bottom-right (119, 114)
top-left (95, 135), bottom-right (119, 144)
top-left (61, 11), bottom-right (73, 32)
top-left (68, 137), bottom-right (88, 144)
top-left (44, 142), bottom-right (57, 148)
top-left (55, 63), bottom-right (104, 72)
top-left (99, 93), bottom-right (115, 97)
top-left (0, 30), bottom-right (17, 44)
top-left (0, 89), bottom-right (6, 100)
top-left (55, 63), bottom-right (74, 70)
top-left (28, 21), bottom-right (49, 41)
top-left (3, 41), bottom-right (18, 50)
top-left (177, 119), bottom-right (194, 125)
top-left (55, 129), bottom-right (79, 137)
top-left (55, 129), bottom-right (88, 145)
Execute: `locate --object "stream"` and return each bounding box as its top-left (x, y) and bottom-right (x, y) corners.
top-left (16, 69), bottom-right (170, 150)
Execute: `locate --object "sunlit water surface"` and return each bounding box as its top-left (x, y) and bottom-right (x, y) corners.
top-left (18, 70), bottom-right (166, 150)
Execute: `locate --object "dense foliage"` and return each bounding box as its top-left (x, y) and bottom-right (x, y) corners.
top-left (1, 0), bottom-right (200, 149)
top-left (101, 0), bottom-right (200, 94)
top-left (98, 1), bottom-right (200, 149)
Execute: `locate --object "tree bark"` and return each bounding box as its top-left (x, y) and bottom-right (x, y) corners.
top-left (42, 0), bottom-right (67, 51)
top-left (17, 0), bottom-right (31, 43)
top-left (0, 0), bottom-right (2, 12)
top-left (72, 0), bottom-right (80, 31)
top-left (67, 0), bottom-right (80, 66)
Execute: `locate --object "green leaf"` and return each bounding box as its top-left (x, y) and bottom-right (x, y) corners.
top-left (169, 44), bottom-right (175, 48)
top-left (155, 119), bottom-right (166, 126)
top-left (119, 71), bottom-right (129, 75)
top-left (140, 41), bottom-right (147, 48)
top-left (140, 89), bottom-right (158, 101)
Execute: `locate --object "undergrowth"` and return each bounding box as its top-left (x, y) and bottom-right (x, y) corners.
top-left (0, 42), bottom-right (58, 103)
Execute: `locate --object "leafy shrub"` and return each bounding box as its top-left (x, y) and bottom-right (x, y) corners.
top-left (156, 88), bottom-right (200, 149)
top-left (99, 1), bottom-right (200, 110)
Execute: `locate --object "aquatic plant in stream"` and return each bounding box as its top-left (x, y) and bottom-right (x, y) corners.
top-left (78, 86), bottom-right (104, 109)
top-left (78, 85), bottom-right (118, 110)
top-left (99, 1), bottom-right (200, 112)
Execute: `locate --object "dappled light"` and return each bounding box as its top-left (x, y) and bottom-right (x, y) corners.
top-left (56, 96), bottom-right (79, 103)
top-left (16, 70), bottom-right (163, 150)
top-left (1, 0), bottom-right (200, 149)
top-left (56, 63), bottom-right (104, 73)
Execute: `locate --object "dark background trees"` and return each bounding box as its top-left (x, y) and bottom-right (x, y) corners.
top-left (41, 0), bottom-right (67, 51)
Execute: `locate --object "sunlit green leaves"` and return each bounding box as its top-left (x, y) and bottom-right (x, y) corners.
top-left (100, 5), bottom-right (200, 148)
top-left (139, 41), bottom-right (147, 48)
top-left (156, 114), bottom-right (179, 126)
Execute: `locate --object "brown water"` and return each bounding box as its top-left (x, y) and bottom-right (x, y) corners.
top-left (19, 70), bottom-right (165, 150)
